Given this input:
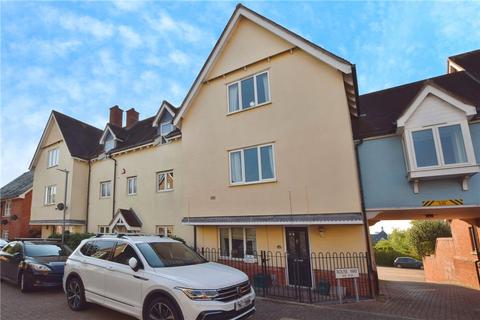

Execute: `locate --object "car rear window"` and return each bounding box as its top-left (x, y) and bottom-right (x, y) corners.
top-left (24, 242), bottom-right (72, 257)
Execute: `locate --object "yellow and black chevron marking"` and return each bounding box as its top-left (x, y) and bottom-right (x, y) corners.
top-left (422, 199), bottom-right (464, 207)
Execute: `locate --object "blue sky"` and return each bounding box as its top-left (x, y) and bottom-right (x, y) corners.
top-left (1, 1), bottom-right (479, 231)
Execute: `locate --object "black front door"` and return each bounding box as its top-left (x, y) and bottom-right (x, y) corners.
top-left (286, 227), bottom-right (312, 287)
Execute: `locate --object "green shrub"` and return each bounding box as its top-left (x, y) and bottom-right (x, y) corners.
top-left (48, 232), bottom-right (95, 250)
top-left (374, 239), bottom-right (418, 266)
top-left (170, 235), bottom-right (186, 245)
top-left (408, 220), bottom-right (451, 257)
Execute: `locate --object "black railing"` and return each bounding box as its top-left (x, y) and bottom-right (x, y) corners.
top-left (198, 248), bottom-right (372, 304)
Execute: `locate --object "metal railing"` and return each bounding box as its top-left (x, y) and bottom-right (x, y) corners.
top-left (198, 248), bottom-right (372, 304)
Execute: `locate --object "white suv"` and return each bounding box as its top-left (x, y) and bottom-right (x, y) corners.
top-left (63, 235), bottom-right (255, 320)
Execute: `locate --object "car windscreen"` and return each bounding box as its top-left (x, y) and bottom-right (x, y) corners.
top-left (136, 242), bottom-right (207, 268)
top-left (24, 242), bottom-right (72, 257)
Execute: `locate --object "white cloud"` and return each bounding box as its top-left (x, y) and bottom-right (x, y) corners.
top-left (10, 39), bottom-right (82, 59)
top-left (146, 11), bottom-right (207, 43)
top-left (168, 50), bottom-right (190, 66)
top-left (112, 0), bottom-right (144, 12)
top-left (118, 25), bottom-right (142, 48)
top-left (42, 7), bottom-right (114, 39)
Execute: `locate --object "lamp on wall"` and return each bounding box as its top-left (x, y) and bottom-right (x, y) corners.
top-left (317, 226), bottom-right (326, 237)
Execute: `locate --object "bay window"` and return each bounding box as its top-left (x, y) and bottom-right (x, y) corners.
top-left (227, 71), bottom-right (270, 113)
top-left (220, 227), bottom-right (257, 259)
top-left (229, 143), bottom-right (276, 185)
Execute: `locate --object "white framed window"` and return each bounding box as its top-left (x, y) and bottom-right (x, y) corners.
top-left (156, 170), bottom-right (174, 192)
top-left (156, 225), bottom-right (173, 237)
top-left (409, 123), bottom-right (469, 169)
top-left (105, 136), bottom-right (115, 152)
top-left (227, 71), bottom-right (270, 113)
top-left (160, 122), bottom-right (174, 136)
top-left (1, 229), bottom-right (9, 240)
top-left (219, 227), bottom-right (257, 259)
top-left (98, 226), bottom-right (110, 234)
top-left (100, 181), bottom-right (112, 198)
top-left (229, 143), bottom-right (276, 185)
top-left (47, 148), bottom-right (59, 168)
top-left (3, 200), bottom-right (12, 217)
top-left (44, 185), bottom-right (56, 205)
top-left (127, 176), bottom-right (137, 195)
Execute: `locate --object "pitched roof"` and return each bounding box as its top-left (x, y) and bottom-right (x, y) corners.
top-left (104, 116), bottom-right (158, 154)
top-left (174, 4), bottom-right (354, 125)
top-left (1, 171), bottom-right (33, 200)
top-left (356, 71), bottom-right (480, 139)
top-left (110, 208), bottom-right (142, 228)
top-left (370, 230), bottom-right (388, 244)
top-left (52, 111), bottom-right (103, 159)
top-left (449, 49), bottom-right (480, 79)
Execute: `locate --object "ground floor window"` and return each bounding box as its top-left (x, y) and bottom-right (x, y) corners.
top-left (219, 227), bottom-right (256, 259)
top-left (1, 229), bottom-right (8, 240)
top-left (156, 225), bottom-right (173, 237)
top-left (98, 225), bottom-right (110, 234)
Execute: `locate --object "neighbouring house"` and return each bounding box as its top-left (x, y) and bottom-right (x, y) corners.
top-left (27, 4), bottom-right (372, 293)
top-left (0, 171), bottom-right (41, 239)
top-left (424, 219), bottom-right (480, 289)
top-left (370, 227), bottom-right (388, 245)
top-left (356, 49), bottom-right (480, 287)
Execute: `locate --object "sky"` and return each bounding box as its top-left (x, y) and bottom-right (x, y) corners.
top-left (1, 1), bottom-right (479, 232)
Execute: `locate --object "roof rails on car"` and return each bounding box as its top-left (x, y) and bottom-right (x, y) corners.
top-left (14, 238), bottom-right (60, 242)
top-left (93, 233), bottom-right (166, 239)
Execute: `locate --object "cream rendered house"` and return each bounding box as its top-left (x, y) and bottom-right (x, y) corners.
top-left (29, 111), bottom-right (102, 238)
top-left (174, 5), bottom-right (369, 286)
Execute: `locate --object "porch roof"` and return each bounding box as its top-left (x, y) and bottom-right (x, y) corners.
top-left (182, 213), bottom-right (363, 226)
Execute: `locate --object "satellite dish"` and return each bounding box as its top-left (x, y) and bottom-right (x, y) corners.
top-left (56, 203), bottom-right (65, 211)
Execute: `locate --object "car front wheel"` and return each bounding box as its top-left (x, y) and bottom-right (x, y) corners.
top-left (396, 264), bottom-right (402, 268)
top-left (145, 296), bottom-right (182, 320)
top-left (66, 277), bottom-right (87, 311)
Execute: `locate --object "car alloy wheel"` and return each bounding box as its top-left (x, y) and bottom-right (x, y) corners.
top-left (67, 280), bottom-right (82, 309)
top-left (149, 302), bottom-right (175, 320)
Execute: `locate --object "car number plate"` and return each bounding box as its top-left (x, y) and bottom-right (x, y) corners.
top-left (235, 295), bottom-right (251, 311)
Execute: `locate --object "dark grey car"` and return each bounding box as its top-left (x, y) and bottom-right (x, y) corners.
top-left (393, 257), bottom-right (423, 269)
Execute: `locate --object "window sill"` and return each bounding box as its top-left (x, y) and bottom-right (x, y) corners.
top-left (156, 189), bottom-right (174, 193)
top-left (229, 179), bottom-right (277, 187)
top-left (408, 164), bottom-right (479, 180)
top-left (227, 101), bottom-right (272, 116)
top-left (47, 165), bottom-right (59, 169)
top-left (100, 196), bottom-right (111, 199)
top-left (127, 194), bottom-right (137, 197)
top-left (44, 203), bottom-right (56, 207)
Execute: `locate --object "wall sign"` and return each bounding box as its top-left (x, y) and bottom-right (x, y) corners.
top-left (422, 199), bottom-right (463, 207)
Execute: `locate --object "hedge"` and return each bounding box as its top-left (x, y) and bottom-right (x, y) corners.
top-left (48, 232), bottom-right (95, 250)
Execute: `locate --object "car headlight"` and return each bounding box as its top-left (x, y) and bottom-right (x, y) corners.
top-left (29, 263), bottom-right (51, 272)
top-left (176, 287), bottom-right (219, 301)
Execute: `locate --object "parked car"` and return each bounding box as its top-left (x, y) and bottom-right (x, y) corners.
top-left (393, 257), bottom-right (423, 269)
top-left (0, 239), bottom-right (72, 292)
top-left (0, 239), bottom-right (8, 249)
top-left (63, 234), bottom-right (255, 320)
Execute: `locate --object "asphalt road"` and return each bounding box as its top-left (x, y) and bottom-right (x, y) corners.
top-left (377, 266), bottom-right (425, 283)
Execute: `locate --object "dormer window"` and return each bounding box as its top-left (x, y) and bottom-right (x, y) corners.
top-left (105, 135), bottom-right (115, 152)
top-left (160, 122), bottom-right (173, 136)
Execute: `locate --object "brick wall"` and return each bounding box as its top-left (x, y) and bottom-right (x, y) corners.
top-left (424, 219), bottom-right (479, 289)
top-left (1, 191), bottom-right (41, 239)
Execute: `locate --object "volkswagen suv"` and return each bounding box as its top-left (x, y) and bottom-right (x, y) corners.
top-left (63, 234), bottom-right (255, 320)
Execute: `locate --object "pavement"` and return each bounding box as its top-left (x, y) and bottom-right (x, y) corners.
top-left (1, 267), bottom-right (479, 320)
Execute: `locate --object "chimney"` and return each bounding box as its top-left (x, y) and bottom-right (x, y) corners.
top-left (126, 108), bottom-right (139, 128)
top-left (109, 105), bottom-right (123, 127)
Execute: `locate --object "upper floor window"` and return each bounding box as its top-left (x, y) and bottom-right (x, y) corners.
top-left (229, 143), bottom-right (276, 185)
top-left (227, 71), bottom-right (270, 113)
top-left (410, 124), bottom-right (468, 169)
top-left (100, 181), bottom-right (112, 198)
top-left (160, 122), bottom-right (174, 136)
top-left (105, 135), bottom-right (115, 153)
top-left (3, 200), bottom-right (12, 216)
top-left (47, 148), bottom-right (59, 168)
top-left (157, 170), bottom-right (174, 192)
top-left (45, 185), bottom-right (56, 205)
top-left (127, 176), bottom-right (137, 195)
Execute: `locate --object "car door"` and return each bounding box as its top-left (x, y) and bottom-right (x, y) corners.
top-left (0, 243), bottom-right (14, 279)
top-left (80, 240), bottom-right (116, 301)
top-left (1, 242), bottom-right (23, 282)
top-left (103, 241), bottom-right (145, 314)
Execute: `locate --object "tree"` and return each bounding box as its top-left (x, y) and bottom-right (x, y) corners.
top-left (407, 220), bottom-right (451, 257)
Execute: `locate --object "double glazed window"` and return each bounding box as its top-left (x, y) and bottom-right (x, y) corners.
top-left (411, 124), bottom-right (468, 168)
top-left (3, 200), bottom-right (12, 216)
top-left (98, 226), bottom-right (110, 234)
top-left (157, 171), bottom-right (174, 192)
top-left (100, 181), bottom-right (112, 198)
top-left (228, 71), bottom-right (270, 113)
top-left (45, 185), bottom-right (56, 205)
top-left (156, 225), bottom-right (173, 237)
top-left (160, 122), bottom-right (174, 136)
top-left (220, 227), bottom-right (257, 259)
top-left (230, 144), bottom-right (275, 184)
top-left (47, 148), bottom-right (59, 168)
top-left (127, 176), bottom-right (137, 195)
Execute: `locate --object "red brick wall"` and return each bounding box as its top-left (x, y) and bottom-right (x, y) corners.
top-left (424, 219), bottom-right (479, 289)
top-left (1, 191), bottom-right (41, 240)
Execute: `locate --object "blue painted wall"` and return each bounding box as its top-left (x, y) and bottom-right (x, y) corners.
top-left (358, 122), bottom-right (480, 209)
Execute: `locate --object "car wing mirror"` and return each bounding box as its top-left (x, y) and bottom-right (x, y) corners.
top-left (129, 257), bottom-right (139, 272)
